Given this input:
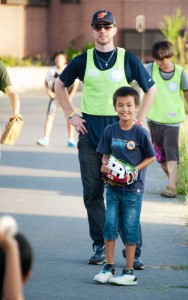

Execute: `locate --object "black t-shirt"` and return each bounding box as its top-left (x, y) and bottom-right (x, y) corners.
top-left (59, 48), bottom-right (155, 146)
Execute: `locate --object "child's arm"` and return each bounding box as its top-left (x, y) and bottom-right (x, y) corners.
top-left (183, 90), bottom-right (188, 105)
top-left (136, 156), bottom-right (156, 171)
top-left (0, 231), bottom-right (24, 300)
top-left (45, 81), bottom-right (56, 99)
top-left (101, 154), bottom-right (110, 173)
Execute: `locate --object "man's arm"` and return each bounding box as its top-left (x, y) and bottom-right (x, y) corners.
top-left (69, 80), bottom-right (79, 101)
top-left (54, 77), bottom-right (87, 134)
top-left (136, 84), bottom-right (156, 124)
top-left (5, 85), bottom-right (21, 116)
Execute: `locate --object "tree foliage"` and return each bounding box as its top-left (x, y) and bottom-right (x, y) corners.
top-left (160, 8), bottom-right (186, 57)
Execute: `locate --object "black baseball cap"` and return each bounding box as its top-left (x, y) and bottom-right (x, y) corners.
top-left (91, 10), bottom-right (116, 25)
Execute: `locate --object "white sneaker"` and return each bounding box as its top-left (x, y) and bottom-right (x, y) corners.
top-left (67, 138), bottom-right (76, 147)
top-left (109, 269), bottom-right (137, 286)
top-left (37, 137), bottom-right (49, 147)
top-left (93, 264), bottom-right (115, 284)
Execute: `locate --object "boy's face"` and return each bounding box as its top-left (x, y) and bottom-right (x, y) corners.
top-left (154, 58), bottom-right (172, 71)
top-left (115, 95), bottom-right (139, 121)
top-left (54, 54), bottom-right (67, 68)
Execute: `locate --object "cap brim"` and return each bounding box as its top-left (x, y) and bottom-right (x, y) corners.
top-left (92, 19), bottom-right (115, 25)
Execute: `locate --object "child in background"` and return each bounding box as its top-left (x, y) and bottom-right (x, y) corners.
top-left (146, 40), bottom-right (188, 198)
top-left (0, 217), bottom-right (33, 300)
top-left (94, 87), bottom-right (155, 285)
top-left (37, 50), bottom-right (79, 147)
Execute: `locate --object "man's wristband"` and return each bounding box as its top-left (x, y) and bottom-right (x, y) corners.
top-left (67, 112), bottom-right (76, 121)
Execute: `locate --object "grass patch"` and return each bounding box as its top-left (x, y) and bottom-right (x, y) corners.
top-left (147, 265), bottom-right (188, 270)
top-left (161, 265), bottom-right (188, 270)
top-left (177, 116), bottom-right (188, 199)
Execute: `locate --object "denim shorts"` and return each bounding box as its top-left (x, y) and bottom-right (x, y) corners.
top-left (104, 189), bottom-right (142, 244)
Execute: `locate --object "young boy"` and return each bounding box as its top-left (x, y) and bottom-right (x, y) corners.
top-left (146, 40), bottom-right (188, 198)
top-left (94, 86), bottom-right (155, 285)
top-left (37, 50), bottom-right (79, 147)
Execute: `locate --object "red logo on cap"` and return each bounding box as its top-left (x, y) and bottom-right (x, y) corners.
top-left (97, 12), bottom-right (107, 20)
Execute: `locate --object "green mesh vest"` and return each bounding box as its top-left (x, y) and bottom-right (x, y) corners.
top-left (148, 62), bottom-right (185, 123)
top-left (82, 47), bottom-right (130, 116)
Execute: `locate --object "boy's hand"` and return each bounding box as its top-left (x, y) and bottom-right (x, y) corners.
top-left (101, 159), bottom-right (110, 173)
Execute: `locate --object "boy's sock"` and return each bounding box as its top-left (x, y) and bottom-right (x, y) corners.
top-left (105, 263), bottom-right (115, 274)
top-left (124, 268), bottom-right (134, 275)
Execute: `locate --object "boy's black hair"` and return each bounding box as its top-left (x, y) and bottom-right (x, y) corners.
top-left (53, 49), bottom-right (66, 60)
top-left (113, 86), bottom-right (140, 107)
top-left (152, 40), bottom-right (174, 60)
top-left (0, 233), bottom-right (33, 294)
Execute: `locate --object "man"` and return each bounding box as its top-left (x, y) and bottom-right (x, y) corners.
top-left (0, 61), bottom-right (21, 117)
top-left (55, 9), bottom-right (156, 268)
top-left (146, 40), bottom-right (188, 197)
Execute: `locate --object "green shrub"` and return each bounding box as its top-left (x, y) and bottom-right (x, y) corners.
top-left (160, 8), bottom-right (186, 59)
top-left (65, 40), bottom-right (94, 61)
top-left (0, 55), bottom-right (50, 66)
top-left (177, 118), bottom-right (188, 198)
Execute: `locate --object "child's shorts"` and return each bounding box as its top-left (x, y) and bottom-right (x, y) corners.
top-left (147, 121), bottom-right (179, 163)
top-left (104, 189), bottom-right (142, 244)
top-left (47, 98), bottom-right (59, 116)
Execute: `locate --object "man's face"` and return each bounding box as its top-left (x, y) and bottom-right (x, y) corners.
top-left (91, 22), bottom-right (117, 45)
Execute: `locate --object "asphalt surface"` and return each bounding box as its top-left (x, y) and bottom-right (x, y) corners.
top-left (0, 91), bottom-right (188, 300)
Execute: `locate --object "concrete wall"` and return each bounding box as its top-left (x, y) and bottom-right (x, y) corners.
top-left (6, 66), bottom-right (49, 92)
top-left (0, 0), bottom-right (188, 58)
top-left (0, 67), bottom-right (82, 94)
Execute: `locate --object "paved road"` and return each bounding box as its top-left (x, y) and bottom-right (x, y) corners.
top-left (0, 92), bottom-right (188, 299)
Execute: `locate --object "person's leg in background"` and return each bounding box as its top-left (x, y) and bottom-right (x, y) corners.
top-left (78, 134), bottom-right (106, 264)
top-left (67, 120), bottom-right (76, 147)
top-left (148, 122), bottom-right (178, 198)
top-left (37, 98), bottom-right (57, 147)
top-left (160, 126), bottom-right (179, 198)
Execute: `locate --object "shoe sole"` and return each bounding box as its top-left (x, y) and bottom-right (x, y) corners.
top-left (110, 281), bottom-right (137, 286)
top-left (93, 279), bottom-right (106, 284)
top-left (36, 142), bottom-right (48, 147)
top-left (160, 193), bottom-right (177, 198)
top-left (88, 260), bottom-right (105, 265)
top-left (93, 278), bottom-right (111, 284)
top-left (134, 265), bottom-right (144, 270)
